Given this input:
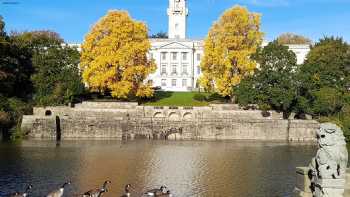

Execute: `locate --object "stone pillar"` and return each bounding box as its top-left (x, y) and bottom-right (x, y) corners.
top-left (294, 167), bottom-right (312, 197)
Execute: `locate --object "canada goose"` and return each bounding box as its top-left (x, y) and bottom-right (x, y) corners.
top-left (120, 184), bottom-right (132, 197)
top-left (157, 190), bottom-right (173, 197)
top-left (46, 181), bottom-right (71, 197)
top-left (7, 185), bottom-right (32, 197)
top-left (144, 186), bottom-right (167, 196)
top-left (81, 180), bottom-right (111, 197)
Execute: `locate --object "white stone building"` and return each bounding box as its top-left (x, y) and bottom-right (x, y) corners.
top-left (147, 0), bottom-right (310, 92)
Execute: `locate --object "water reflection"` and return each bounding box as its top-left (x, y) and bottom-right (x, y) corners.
top-left (0, 140), bottom-right (316, 197)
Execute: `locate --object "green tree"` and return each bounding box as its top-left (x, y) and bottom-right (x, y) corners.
top-left (235, 41), bottom-right (298, 117)
top-left (12, 31), bottom-right (85, 106)
top-left (312, 87), bottom-right (343, 116)
top-left (0, 18), bottom-right (33, 139)
top-left (31, 45), bottom-right (84, 106)
top-left (298, 37), bottom-right (350, 116)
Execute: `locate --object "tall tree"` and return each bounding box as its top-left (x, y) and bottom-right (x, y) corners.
top-left (12, 31), bottom-right (84, 106)
top-left (277, 33), bottom-right (312, 45)
top-left (297, 37), bottom-right (350, 116)
top-left (80, 10), bottom-right (156, 99)
top-left (0, 18), bottom-right (33, 99)
top-left (199, 6), bottom-right (264, 99)
top-left (31, 45), bottom-right (84, 106)
top-left (235, 41), bottom-right (298, 117)
top-left (0, 17), bottom-right (34, 139)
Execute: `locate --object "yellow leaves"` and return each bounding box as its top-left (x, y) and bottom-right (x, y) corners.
top-left (80, 10), bottom-right (156, 98)
top-left (200, 5), bottom-right (264, 97)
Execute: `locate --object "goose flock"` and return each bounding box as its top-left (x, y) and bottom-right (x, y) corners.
top-left (4, 181), bottom-right (173, 197)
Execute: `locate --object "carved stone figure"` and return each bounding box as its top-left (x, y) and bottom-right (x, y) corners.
top-left (308, 123), bottom-right (348, 197)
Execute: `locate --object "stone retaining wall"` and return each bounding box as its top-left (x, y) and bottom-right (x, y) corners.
top-left (22, 102), bottom-right (319, 141)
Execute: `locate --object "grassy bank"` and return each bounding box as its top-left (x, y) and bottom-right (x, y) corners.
top-left (142, 91), bottom-right (228, 107)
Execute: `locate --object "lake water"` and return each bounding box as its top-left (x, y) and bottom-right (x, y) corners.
top-left (0, 140), bottom-right (316, 197)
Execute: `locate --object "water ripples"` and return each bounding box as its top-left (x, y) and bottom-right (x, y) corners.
top-left (0, 140), bottom-right (316, 197)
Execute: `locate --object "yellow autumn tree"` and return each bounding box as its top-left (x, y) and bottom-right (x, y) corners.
top-left (199, 5), bottom-right (264, 98)
top-left (80, 10), bottom-right (156, 98)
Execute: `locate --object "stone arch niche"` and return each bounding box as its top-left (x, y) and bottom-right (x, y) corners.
top-left (168, 112), bottom-right (180, 121)
top-left (45, 110), bottom-right (52, 116)
top-left (153, 112), bottom-right (164, 118)
top-left (183, 112), bottom-right (193, 120)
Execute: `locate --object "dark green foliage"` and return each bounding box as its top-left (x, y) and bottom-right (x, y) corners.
top-left (149, 31), bottom-right (168, 38)
top-left (297, 37), bottom-right (350, 116)
top-left (31, 44), bottom-right (84, 106)
top-left (237, 36), bottom-right (350, 140)
top-left (235, 41), bottom-right (298, 117)
top-left (0, 17), bottom-right (84, 140)
top-left (300, 37), bottom-right (350, 91)
top-left (10, 30), bottom-right (64, 48)
top-left (10, 30), bottom-right (84, 106)
top-left (312, 87), bottom-right (343, 116)
top-left (193, 93), bottom-right (207, 101)
top-left (296, 37), bottom-right (350, 140)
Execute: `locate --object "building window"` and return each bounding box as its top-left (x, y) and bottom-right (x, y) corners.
top-left (161, 79), bottom-right (167, 87)
top-left (182, 79), bottom-right (187, 87)
top-left (197, 66), bottom-right (201, 74)
top-left (172, 79), bottom-right (177, 87)
top-left (161, 65), bottom-right (167, 75)
top-left (149, 53), bottom-right (154, 60)
top-left (182, 52), bottom-right (188, 61)
top-left (197, 54), bottom-right (201, 61)
top-left (161, 52), bottom-right (167, 61)
top-left (172, 65), bottom-right (177, 75)
top-left (172, 52), bottom-right (177, 61)
top-left (182, 64), bottom-right (188, 74)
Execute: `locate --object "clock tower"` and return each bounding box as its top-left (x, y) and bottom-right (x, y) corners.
top-left (167, 0), bottom-right (188, 39)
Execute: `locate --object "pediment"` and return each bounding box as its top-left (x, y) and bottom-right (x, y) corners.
top-left (158, 41), bottom-right (192, 50)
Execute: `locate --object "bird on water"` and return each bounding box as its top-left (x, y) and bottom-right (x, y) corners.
top-left (6, 184), bottom-right (33, 197)
top-left (80, 180), bottom-right (111, 197)
top-left (144, 185), bottom-right (168, 196)
top-left (156, 190), bottom-right (173, 197)
top-left (120, 184), bottom-right (133, 197)
top-left (46, 181), bottom-right (71, 197)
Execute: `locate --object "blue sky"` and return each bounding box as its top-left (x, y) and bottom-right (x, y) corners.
top-left (0, 0), bottom-right (350, 43)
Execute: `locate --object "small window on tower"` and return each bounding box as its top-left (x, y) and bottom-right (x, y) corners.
top-left (175, 23), bottom-right (179, 30)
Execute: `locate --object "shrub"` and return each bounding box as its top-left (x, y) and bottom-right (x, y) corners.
top-left (193, 93), bottom-right (207, 101)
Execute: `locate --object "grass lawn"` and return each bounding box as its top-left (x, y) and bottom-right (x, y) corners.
top-left (143, 91), bottom-right (211, 106)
